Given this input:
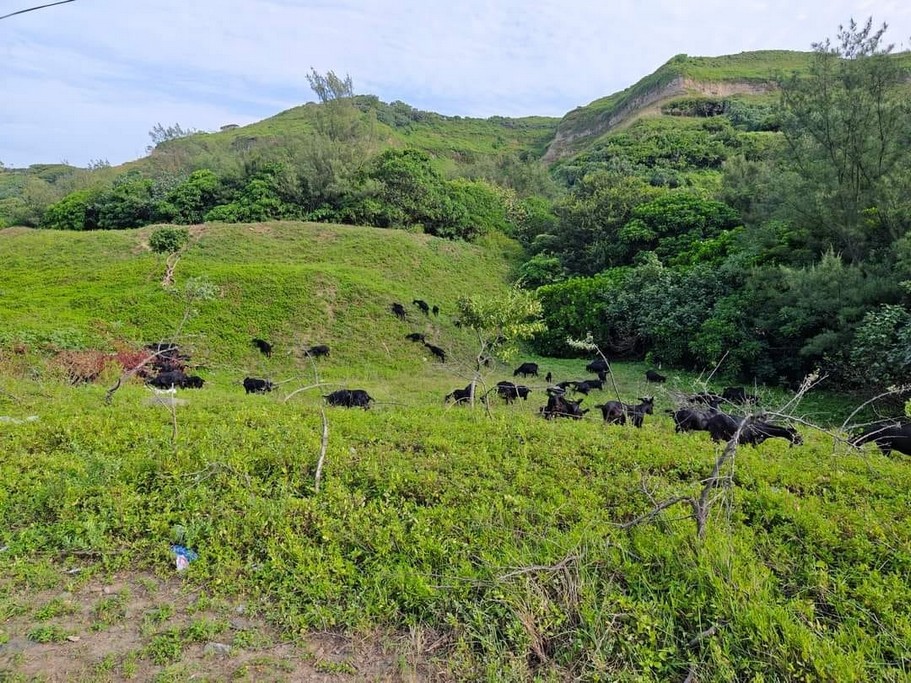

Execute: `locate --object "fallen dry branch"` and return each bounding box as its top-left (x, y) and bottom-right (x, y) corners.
top-left (161, 252), bottom-right (181, 287)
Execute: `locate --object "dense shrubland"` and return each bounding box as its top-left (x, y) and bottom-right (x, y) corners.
top-left (529, 20), bottom-right (911, 391)
top-left (2, 22), bottom-right (910, 392)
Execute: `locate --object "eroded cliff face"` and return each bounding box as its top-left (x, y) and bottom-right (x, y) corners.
top-left (543, 78), bottom-right (776, 162)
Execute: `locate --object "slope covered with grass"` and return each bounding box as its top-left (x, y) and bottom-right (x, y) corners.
top-left (1, 223), bottom-right (910, 680)
top-left (0, 222), bottom-right (519, 375)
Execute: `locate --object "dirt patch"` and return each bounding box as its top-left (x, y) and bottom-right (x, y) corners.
top-left (0, 570), bottom-right (436, 681)
top-left (0, 226), bottom-right (35, 238)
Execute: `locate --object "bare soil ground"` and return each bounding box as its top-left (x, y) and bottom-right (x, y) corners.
top-left (0, 569), bottom-right (436, 682)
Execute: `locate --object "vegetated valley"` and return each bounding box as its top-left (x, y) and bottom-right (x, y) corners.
top-left (2, 23), bottom-right (911, 682)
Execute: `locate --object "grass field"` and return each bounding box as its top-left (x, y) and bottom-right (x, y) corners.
top-left (1, 223), bottom-right (910, 681)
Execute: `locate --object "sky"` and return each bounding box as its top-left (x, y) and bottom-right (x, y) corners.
top-left (2, 0), bottom-right (911, 167)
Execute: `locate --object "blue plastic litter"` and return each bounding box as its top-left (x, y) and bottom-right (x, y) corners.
top-left (170, 544), bottom-right (198, 572)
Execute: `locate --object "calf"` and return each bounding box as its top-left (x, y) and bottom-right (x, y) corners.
top-left (391, 303), bottom-right (407, 320)
top-left (252, 338), bottom-right (273, 357)
top-left (405, 332), bottom-right (426, 343)
top-left (445, 385), bottom-right (474, 404)
top-left (721, 386), bottom-right (758, 405)
top-left (586, 358), bottom-right (609, 374)
top-left (148, 371), bottom-right (188, 390)
top-left (324, 389), bottom-right (374, 409)
top-left (496, 381), bottom-right (531, 404)
top-left (432, 305), bottom-right (440, 316)
top-left (595, 397), bottom-right (654, 428)
top-left (573, 379), bottom-right (604, 394)
top-left (852, 421), bottom-right (911, 456)
top-left (182, 375), bottom-right (205, 389)
top-left (645, 369), bottom-right (666, 383)
top-left (513, 362), bottom-right (539, 378)
top-left (305, 344), bottom-right (330, 358)
top-left (690, 392), bottom-right (723, 408)
top-left (545, 371), bottom-right (553, 383)
top-left (542, 393), bottom-right (588, 420)
top-left (423, 342), bottom-right (446, 362)
top-left (243, 377), bottom-right (274, 394)
top-left (667, 407), bottom-right (715, 433)
top-left (413, 299), bottom-right (430, 315)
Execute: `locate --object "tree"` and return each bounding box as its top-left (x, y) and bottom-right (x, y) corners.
top-left (147, 123), bottom-right (200, 153)
top-left (455, 289), bottom-right (546, 405)
top-left (157, 169), bottom-right (224, 224)
top-left (778, 18), bottom-right (911, 262)
top-left (297, 70), bottom-right (376, 209)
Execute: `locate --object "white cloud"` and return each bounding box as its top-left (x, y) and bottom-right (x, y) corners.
top-left (2, 0), bottom-right (910, 166)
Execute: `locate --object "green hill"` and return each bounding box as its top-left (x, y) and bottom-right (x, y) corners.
top-left (544, 50), bottom-right (911, 161)
top-left (1, 221), bottom-right (910, 680)
top-left (0, 222), bottom-right (520, 378)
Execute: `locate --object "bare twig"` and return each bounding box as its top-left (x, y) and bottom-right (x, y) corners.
top-left (162, 252), bottom-right (180, 288)
top-left (686, 622), bottom-right (724, 647)
top-left (282, 381), bottom-right (331, 403)
top-left (497, 554), bottom-right (580, 582)
top-left (314, 404), bottom-right (329, 493)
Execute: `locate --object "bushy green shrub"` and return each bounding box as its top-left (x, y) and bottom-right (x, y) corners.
top-left (848, 304), bottom-right (911, 389)
top-left (149, 226), bottom-right (190, 254)
top-left (41, 189), bottom-right (101, 230)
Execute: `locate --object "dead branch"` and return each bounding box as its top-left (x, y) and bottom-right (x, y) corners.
top-left (162, 252), bottom-right (180, 288)
top-left (314, 405), bottom-right (329, 494)
top-left (686, 622), bottom-right (724, 648)
top-left (619, 419), bottom-right (748, 538)
top-left (497, 554), bottom-right (580, 582)
top-left (104, 306), bottom-right (195, 404)
top-left (617, 496), bottom-right (696, 530)
top-left (282, 381), bottom-right (331, 403)
top-left (839, 384), bottom-right (911, 433)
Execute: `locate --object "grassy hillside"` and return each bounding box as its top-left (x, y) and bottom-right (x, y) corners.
top-left (1, 222), bottom-right (910, 680)
top-left (0, 222), bottom-right (520, 377)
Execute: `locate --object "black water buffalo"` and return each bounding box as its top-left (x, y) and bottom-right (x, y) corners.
top-left (706, 413), bottom-right (801, 446)
top-left (445, 385), bottom-right (474, 404)
top-left (645, 369), bottom-right (666, 383)
top-left (496, 381), bottom-right (531, 403)
top-left (148, 370), bottom-right (189, 389)
top-left (424, 343), bottom-right (446, 362)
top-left (305, 345), bottom-right (330, 358)
top-left (252, 338), bottom-right (273, 357)
top-left (852, 421), bottom-right (911, 456)
top-left (513, 362), bottom-right (539, 378)
top-left (586, 358), bottom-right (609, 374)
top-left (667, 407), bottom-right (715, 433)
top-left (432, 305), bottom-right (440, 316)
top-left (595, 397), bottom-right (654, 428)
top-left (145, 343), bottom-right (187, 373)
top-left (542, 393), bottom-right (588, 420)
top-left (573, 379), bottom-right (604, 394)
top-left (243, 377), bottom-right (274, 394)
top-left (324, 389), bottom-right (374, 409)
top-left (405, 332), bottom-right (426, 343)
top-left (391, 303), bottom-right (407, 320)
top-left (721, 387), bottom-right (758, 405)
top-left (182, 375), bottom-right (205, 389)
top-left (413, 299), bottom-right (430, 315)
top-left (545, 371), bottom-right (553, 383)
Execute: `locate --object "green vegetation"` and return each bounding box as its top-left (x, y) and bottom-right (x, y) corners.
top-left (1, 220), bottom-right (910, 681)
top-left (2, 23), bottom-right (911, 680)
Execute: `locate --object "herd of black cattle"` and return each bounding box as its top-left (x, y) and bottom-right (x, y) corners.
top-left (137, 299), bottom-right (911, 457)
